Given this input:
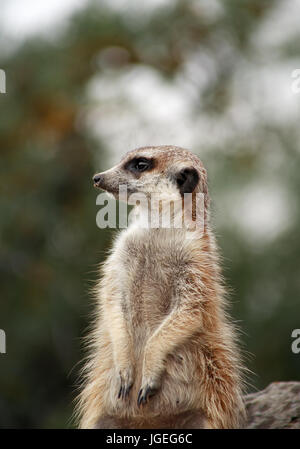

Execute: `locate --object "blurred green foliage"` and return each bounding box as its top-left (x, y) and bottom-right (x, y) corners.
top-left (0, 0), bottom-right (299, 428)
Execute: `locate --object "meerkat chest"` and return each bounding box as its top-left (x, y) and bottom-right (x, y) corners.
top-left (111, 227), bottom-right (191, 329)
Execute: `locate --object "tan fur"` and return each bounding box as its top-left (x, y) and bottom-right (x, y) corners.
top-left (75, 145), bottom-right (246, 429)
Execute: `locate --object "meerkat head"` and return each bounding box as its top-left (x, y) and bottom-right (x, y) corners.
top-left (93, 145), bottom-right (209, 206)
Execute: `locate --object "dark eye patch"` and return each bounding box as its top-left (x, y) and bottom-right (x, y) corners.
top-left (124, 157), bottom-right (155, 174)
top-left (175, 167), bottom-right (199, 195)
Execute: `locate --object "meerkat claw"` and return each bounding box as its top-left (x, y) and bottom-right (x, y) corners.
top-left (117, 366), bottom-right (134, 400)
top-left (118, 380), bottom-right (133, 400)
top-left (125, 385), bottom-right (132, 397)
top-left (118, 386), bottom-right (123, 399)
top-left (137, 385), bottom-right (156, 407)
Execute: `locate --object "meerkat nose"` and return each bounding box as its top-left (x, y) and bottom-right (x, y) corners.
top-left (93, 174), bottom-right (103, 187)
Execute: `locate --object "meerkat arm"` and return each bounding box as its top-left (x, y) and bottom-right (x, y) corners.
top-left (103, 298), bottom-right (134, 399)
top-left (138, 297), bottom-right (203, 404)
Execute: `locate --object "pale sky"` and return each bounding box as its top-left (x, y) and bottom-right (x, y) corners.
top-left (1, 0), bottom-right (89, 39)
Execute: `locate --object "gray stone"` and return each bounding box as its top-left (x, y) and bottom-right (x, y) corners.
top-left (244, 381), bottom-right (300, 429)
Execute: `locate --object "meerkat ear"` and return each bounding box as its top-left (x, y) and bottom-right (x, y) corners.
top-left (176, 167), bottom-right (199, 195)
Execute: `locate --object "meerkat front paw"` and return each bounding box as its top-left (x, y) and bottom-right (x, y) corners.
top-left (117, 366), bottom-right (134, 400)
top-left (138, 343), bottom-right (163, 406)
top-left (137, 376), bottom-right (160, 406)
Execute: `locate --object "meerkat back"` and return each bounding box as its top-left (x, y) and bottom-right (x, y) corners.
top-left (76, 145), bottom-right (246, 429)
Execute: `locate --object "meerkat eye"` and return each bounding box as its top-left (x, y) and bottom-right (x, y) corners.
top-left (135, 159), bottom-right (149, 171)
top-left (124, 157), bottom-right (154, 174)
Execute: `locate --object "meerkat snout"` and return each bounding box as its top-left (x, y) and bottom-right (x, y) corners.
top-left (93, 173), bottom-right (103, 187)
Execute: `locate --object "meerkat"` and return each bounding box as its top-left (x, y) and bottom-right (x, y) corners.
top-left (75, 145), bottom-right (246, 429)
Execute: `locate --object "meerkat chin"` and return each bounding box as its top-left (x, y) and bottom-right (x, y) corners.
top-left (75, 145), bottom-right (246, 429)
